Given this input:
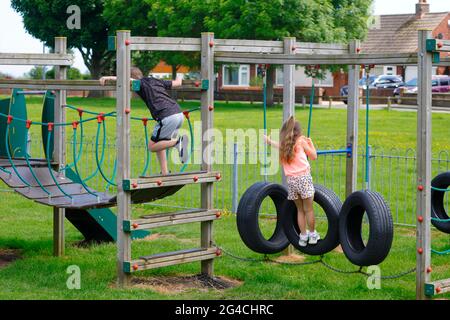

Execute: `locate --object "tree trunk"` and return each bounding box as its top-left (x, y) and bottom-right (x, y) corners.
top-left (266, 67), bottom-right (275, 107)
top-left (87, 50), bottom-right (106, 98)
top-left (171, 64), bottom-right (178, 80)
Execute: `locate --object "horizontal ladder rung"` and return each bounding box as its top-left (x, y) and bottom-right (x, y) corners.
top-left (124, 171), bottom-right (221, 191)
top-left (124, 247), bottom-right (220, 273)
top-left (425, 278), bottom-right (450, 296)
top-left (123, 209), bottom-right (220, 231)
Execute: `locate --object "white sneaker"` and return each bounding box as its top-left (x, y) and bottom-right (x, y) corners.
top-left (176, 134), bottom-right (189, 164)
top-left (308, 231), bottom-right (321, 245)
top-left (298, 233), bottom-right (309, 247)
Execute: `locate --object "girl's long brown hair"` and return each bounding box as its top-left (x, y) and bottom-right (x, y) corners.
top-left (279, 116), bottom-right (302, 164)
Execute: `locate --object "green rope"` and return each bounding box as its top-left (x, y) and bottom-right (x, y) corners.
top-left (62, 115), bottom-right (84, 172)
top-left (431, 186), bottom-right (450, 192)
top-left (81, 120), bottom-right (107, 183)
top-left (106, 158), bottom-right (118, 191)
top-left (431, 248), bottom-right (450, 255)
top-left (46, 131), bottom-right (73, 200)
top-left (180, 115), bottom-right (194, 173)
top-left (140, 123), bottom-right (151, 176)
top-left (95, 121), bottom-right (117, 186)
top-left (24, 127), bottom-right (51, 196)
top-left (307, 79), bottom-right (315, 138)
top-left (365, 69), bottom-right (370, 188)
top-left (5, 124), bottom-right (31, 187)
top-left (72, 126), bottom-right (99, 199)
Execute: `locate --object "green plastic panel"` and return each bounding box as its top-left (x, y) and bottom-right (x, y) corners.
top-left (0, 98), bottom-right (10, 157)
top-left (426, 39), bottom-right (437, 52)
top-left (201, 79), bottom-right (209, 90)
top-left (9, 89), bottom-right (28, 158)
top-left (108, 36), bottom-right (117, 51)
top-left (41, 91), bottom-right (55, 160)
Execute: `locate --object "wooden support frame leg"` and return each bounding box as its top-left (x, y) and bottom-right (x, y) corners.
top-left (53, 208), bottom-right (65, 256)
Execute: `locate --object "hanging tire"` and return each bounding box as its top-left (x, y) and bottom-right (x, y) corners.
top-left (431, 172), bottom-right (450, 234)
top-left (236, 182), bottom-right (290, 254)
top-left (339, 190), bottom-right (393, 266)
top-left (282, 184), bottom-right (342, 255)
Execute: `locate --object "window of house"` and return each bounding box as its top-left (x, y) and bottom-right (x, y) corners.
top-left (223, 65), bottom-right (250, 86)
top-left (275, 68), bottom-right (284, 86)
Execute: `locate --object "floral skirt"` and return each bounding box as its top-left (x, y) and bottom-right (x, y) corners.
top-left (286, 174), bottom-right (315, 200)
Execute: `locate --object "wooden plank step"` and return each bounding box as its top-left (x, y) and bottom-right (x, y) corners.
top-left (123, 209), bottom-right (221, 231)
top-left (124, 247), bottom-right (220, 273)
top-left (425, 278), bottom-right (450, 297)
top-left (123, 171), bottom-right (222, 191)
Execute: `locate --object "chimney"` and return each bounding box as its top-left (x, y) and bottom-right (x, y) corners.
top-left (416, 0), bottom-right (430, 19)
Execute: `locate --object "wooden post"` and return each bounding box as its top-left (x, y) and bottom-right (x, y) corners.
top-left (282, 37), bottom-right (296, 256)
top-left (53, 37), bottom-right (67, 257)
top-left (200, 32), bottom-right (215, 276)
top-left (345, 40), bottom-right (360, 197)
top-left (116, 30), bottom-right (132, 287)
top-left (416, 29), bottom-right (433, 300)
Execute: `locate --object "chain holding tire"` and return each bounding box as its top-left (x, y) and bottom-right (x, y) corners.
top-left (215, 244), bottom-right (416, 280)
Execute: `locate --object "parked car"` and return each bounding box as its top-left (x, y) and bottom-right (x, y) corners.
top-left (394, 76), bottom-right (450, 96)
top-left (340, 75), bottom-right (403, 104)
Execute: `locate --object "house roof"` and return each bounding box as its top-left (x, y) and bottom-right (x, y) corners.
top-left (361, 12), bottom-right (449, 53)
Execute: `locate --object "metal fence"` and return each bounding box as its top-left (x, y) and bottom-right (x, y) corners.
top-left (1, 137), bottom-right (449, 228)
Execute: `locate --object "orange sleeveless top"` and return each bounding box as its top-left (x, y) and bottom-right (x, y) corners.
top-left (281, 141), bottom-right (310, 177)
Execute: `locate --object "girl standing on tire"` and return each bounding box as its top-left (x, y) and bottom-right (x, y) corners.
top-left (265, 116), bottom-right (319, 247)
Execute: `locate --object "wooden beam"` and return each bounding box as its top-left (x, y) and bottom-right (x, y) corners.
top-left (124, 247), bottom-right (218, 273)
top-left (0, 79), bottom-right (115, 91)
top-left (416, 30), bottom-right (433, 301)
top-left (294, 42), bottom-right (348, 55)
top-left (437, 57), bottom-right (450, 67)
top-left (123, 209), bottom-right (220, 231)
top-left (0, 53), bottom-right (73, 66)
top-left (129, 37), bottom-right (201, 52)
top-left (425, 278), bottom-right (450, 297)
top-left (345, 40), bottom-right (360, 197)
top-left (52, 37), bottom-right (67, 257)
top-left (201, 32), bottom-right (215, 277)
top-left (116, 30), bottom-right (132, 288)
top-left (124, 171), bottom-right (221, 191)
top-left (215, 52), bottom-right (418, 66)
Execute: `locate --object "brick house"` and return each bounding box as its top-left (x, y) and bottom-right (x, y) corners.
top-left (362, 0), bottom-right (450, 81)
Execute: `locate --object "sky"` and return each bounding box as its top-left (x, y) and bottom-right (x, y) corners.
top-left (1, 0), bottom-right (450, 77)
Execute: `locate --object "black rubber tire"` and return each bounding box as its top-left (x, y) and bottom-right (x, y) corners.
top-left (282, 184), bottom-right (342, 255)
top-left (431, 172), bottom-right (450, 234)
top-left (236, 182), bottom-right (290, 254)
top-left (339, 190), bottom-right (394, 266)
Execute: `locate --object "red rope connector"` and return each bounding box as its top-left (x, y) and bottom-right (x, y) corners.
top-left (436, 287), bottom-right (442, 294)
top-left (26, 120), bottom-right (32, 129)
top-left (209, 41), bottom-right (214, 48)
top-left (291, 46), bottom-right (296, 51)
top-left (216, 211), bottom-right (222, 218)
top-left (195, 81), bottom-right (200, 88)
top-left (417, 185), bottom-right (424, 191)
top-left (215, 173), bottom-right (222, 180)
top-left (97, 112), bottom-right (105, 123)
top-left (418, 215), bottom-right (424, 223)
top-left (369, 64), bottom-right (375, 69)
top-left (418, 247), bottom-right (423, 254)
top-left (132, 182), bottom-right (138, 189)
top-left (183, 110), bottom-right (190, 119)
top-left (215, 249), bottom-right (222, 257)
top-left (437, 42), bottom-right (443, 49)
top-left (47, 122), bottom-right (54, 132)
top-left (7, 115), bottom-right (13, 124)
top-left (125, 40), bottom-right (131, 46)
top-left (142, 118), bottom-right (149, 126)
top-left (132, 264), bottom-right (139, 271)
top-left (356, 48), bottom-right (361, 53)
top-left (208, 106), bottom-right (214, 112)
top-left (77, 108), bottom-right (84, 117)
top-left (156, 180), bottom-right (163, 186)
top-left (72, 121), bottom-right (79, 130)
top-left (132, 223), bottom-right (139, 229)
top-left (193, 176), bottom-right (199, 183)
top-left (427, 267), bottom-right (432, 274)
top-left (125, 108), bottom-right (131, 115)
top-left (315, 65), bottom-right (321, 70)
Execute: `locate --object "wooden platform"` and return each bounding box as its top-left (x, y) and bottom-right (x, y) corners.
top-left (123, 247), bottom-right (219, 273)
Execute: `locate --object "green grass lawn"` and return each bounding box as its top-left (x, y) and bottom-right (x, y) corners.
top-left (0, 96), bottom-right (449, 300)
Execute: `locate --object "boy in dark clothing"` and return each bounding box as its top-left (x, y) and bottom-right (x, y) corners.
top-left (100, 67), bottom-right (189, 175)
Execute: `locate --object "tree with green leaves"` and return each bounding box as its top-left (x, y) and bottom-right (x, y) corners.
top-left (24, 66), bottom-right (86, 80)
top-left (11, 0), bottom-right (112, 81)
